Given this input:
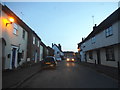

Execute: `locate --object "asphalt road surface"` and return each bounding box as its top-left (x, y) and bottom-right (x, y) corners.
top-left (18, 60), bottom-right (118, 88)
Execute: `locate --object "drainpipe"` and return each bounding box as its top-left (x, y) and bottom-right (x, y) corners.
top-left (118, 61), bottom-right (120, 71)
top-left (95, 59), bottom-right (96, 67)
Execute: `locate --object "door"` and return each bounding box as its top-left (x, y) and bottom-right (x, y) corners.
top-left (97, 50), bottom-right (101, 64)
top-left (35, 51), bottom-right (37, 63)
top-left (2, 38), bottom-right (6, 70)
top-left (12, 48), bottom-right (17, 68)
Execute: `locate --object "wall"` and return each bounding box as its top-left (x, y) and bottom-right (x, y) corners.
top-left (0, 6), bottom-right (2, 90)
top-left (52, 45), bottom-right (61, 59)
top-left (100, 45), bottom-right (118, 67)
top-left (86, 44), bottom-right (119, 67)
top-left (40, 45), bottom-right (43, 61)
top-left (2, 11), bottom-right (28, 69)
top-left (86, 50), bottom-right (97, 64)
top-left (83, 21), bottom-right (119, 52)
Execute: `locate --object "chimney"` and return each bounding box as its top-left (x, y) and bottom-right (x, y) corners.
top-left (58, 44), bottom-right (61, 51)
top-left (52, 43), bottom-right (54, 47)
top-left (93, 24), bottom-right (97, 30)
top-left (82, 38), bottom-right (84, 41)
top-left (82, 37), bottom-right (85, 41)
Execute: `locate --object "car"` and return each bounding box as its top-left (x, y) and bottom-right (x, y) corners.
top-left (66, 57), bottom-right (75, 62)
top-left (41, 56), bottom-right (57, 68)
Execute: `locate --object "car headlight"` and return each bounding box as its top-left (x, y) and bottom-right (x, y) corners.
top-left (72, 58), bottom-right (74, 61)
top-left (67, 58), bottom-right (70, 61)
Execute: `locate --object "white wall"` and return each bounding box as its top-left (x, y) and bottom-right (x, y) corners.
top-left (86, 45), bottom-right (119, 67)
top-left (86, 50), bottom-right (97, 64)
top-left (100, 45), bottom-right (118, 67)
top-left (80, 20), bottom-right (119, 67)
top-left (83, 21), bottom-right (119, 52)
top-left (2, 11), bottom-right (28, 69)
top-left (52, 45), bottom-right (63, 59)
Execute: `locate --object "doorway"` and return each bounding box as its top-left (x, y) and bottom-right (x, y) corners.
top-left (10, 46), bottom-right (18, 69)
top-left (97, 50), bottom-right (101, 64)
top-left (35, 50), bottom-right (38, 63)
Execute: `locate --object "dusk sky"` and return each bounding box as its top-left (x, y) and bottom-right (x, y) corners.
top-left (3, 2), bottom-right (118, 52)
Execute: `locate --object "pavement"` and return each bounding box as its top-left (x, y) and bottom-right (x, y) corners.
top-left (2, 62), bottom-right (42, 88)
top-left (76, 61), bottom-right (119, 81)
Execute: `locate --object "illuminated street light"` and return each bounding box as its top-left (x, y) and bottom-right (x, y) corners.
top-left (6, 17), bottom-right (14, 26)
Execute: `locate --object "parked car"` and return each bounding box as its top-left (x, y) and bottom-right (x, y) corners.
top-left (66, 57), bottom-right (75, 62)
top-left (41, 56), bottom-right (57, 68)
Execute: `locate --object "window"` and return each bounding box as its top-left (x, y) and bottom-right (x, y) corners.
top-left (38, 41), bottom-right (39, 47)
top-left (105, 26), bottom-right (113, 37)
top-left (89, 51), bottom-right (93, 59)
top-left (91, 36), bottom-right (95, 44)
top-left (106, 47), bottom-right (115, 61)
top-left (33, 37), bottom-right (35, 44)
top-left (22, 29), bottom-right (25, 39)
top-left (13, 23), bottom-right (18, 35)
top-left (35, 38), bottom-right (37, 45)
top-left (83, 43), bottom-right (85, 48)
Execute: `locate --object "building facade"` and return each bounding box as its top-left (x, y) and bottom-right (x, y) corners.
top-left (40, 43), bottom-right (43, 61)
top-left (47, 46), bottom-right (54, 56)
top-left (27, 30), bottom-right (41, 64)
top-left (63, 51), bottom-right (75, 59)
top-left (41, 42), bottom-right (47, 59)
top-left (1, 5), bottom-right (29, 70)
top-left (52, 44), bottom-right (64, 61)
top-left (78, 7), bottom-right (120, 68)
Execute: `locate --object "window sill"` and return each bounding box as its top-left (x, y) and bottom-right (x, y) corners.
top-left (106, 34), bottom-right (113, 38)
top-left (13, 33), bottom-right (18, 36)
top-left (106, 59), bottom-right (115, 61)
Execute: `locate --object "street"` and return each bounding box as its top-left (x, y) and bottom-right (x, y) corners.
top-left (18, 60), bottom-right (118, 88)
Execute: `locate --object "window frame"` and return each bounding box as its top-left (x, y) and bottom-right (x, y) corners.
top-left (105, 26), bottom-right (113, 37)
top-left (91, 36), bottom-right (96, 44)
top-left (89, 51), bottom-right (93, 59)
top-left (13, 23), bottom-right (18, 35)
top-left (106, 47), bottom-right (115, 61)
top-left (33, 36), bottom-right (35, 44)
top-left (38, 40), bottom-right (40, 47)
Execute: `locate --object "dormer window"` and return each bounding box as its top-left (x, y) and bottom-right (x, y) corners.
top-left (105, 26), bottom-right (113, 37)
top-left (91, 36), bottom-right (95, 44)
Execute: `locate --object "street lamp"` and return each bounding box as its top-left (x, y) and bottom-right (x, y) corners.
top-left (6, 17), bottom-right (14, 26)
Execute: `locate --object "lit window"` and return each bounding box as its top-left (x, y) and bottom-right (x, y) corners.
top-left (13, 23), bottom-right (18, 35)
top-left (105, 26), bottom-right (113, 37)
top-left (33, 37), bottom-right (35, 44)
